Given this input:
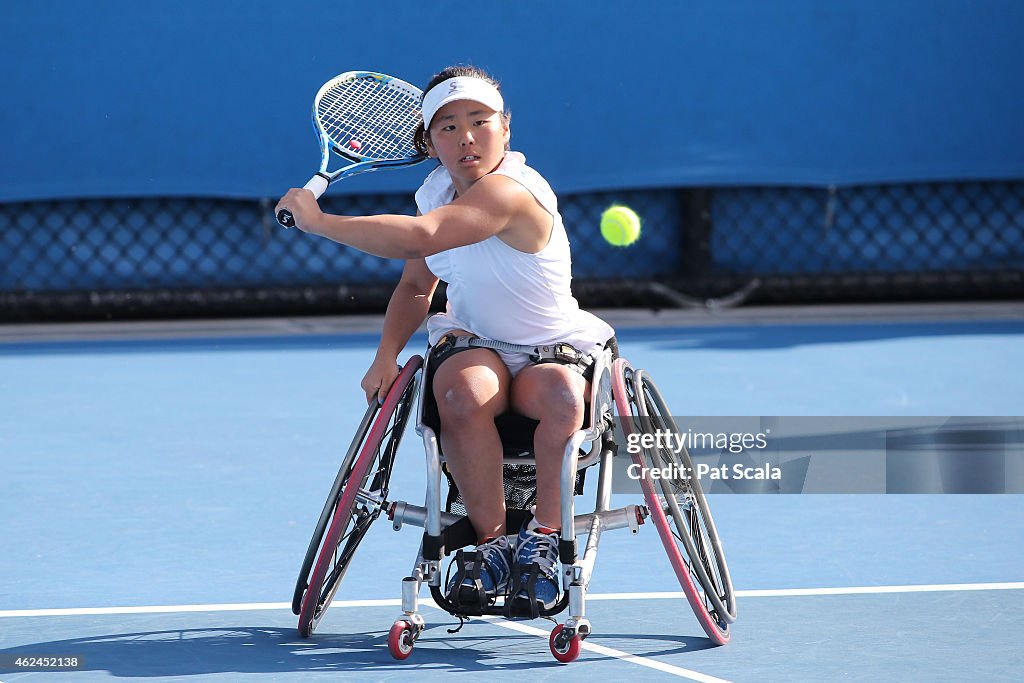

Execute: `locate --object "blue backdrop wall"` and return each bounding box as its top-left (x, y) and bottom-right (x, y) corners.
top-left (2, 0), bottom-right (1022, 203)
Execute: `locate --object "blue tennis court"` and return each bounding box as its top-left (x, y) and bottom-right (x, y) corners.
top-left (2, 304), bottom-right (1023, 681)
top-left (4, 2), bottom-right (1022, 680)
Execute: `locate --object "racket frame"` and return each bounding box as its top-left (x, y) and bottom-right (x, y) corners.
top-left (278, 70), bottom-right (427, 227)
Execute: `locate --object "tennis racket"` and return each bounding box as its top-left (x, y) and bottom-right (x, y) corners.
top-left (276, 70), bottom-right (427, 228)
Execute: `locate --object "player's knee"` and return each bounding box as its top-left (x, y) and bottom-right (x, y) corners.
top-left (436, 382), bottom-right (491, 423)
top-left (537, 380), bottom-right (585, 428)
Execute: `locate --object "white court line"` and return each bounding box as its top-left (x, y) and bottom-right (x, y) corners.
top-left (2, 582), bottom-right (1023, 618)
top-left (475, 614), bottom-right (733, 683)
top-left (590, 582), bottom-right (1024, 600)
top-left (4, 584), bottom-right (1023, 683)
top-left (1, 600), bottom-right (356, 618)
top-left (465, 582), bottom-right (1020, 682)
top-left (737, 582), bottom-right (1024, 597)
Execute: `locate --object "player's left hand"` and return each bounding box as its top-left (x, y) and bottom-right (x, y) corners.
top-left (275, 189), bottom-right (323, 232)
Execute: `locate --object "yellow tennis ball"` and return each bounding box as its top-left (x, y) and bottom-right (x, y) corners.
top-left (600, 205), bottom-right (641, 247)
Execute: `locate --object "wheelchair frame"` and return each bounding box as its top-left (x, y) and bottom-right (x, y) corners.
top-left (291, 342), bottom-right (737, 663)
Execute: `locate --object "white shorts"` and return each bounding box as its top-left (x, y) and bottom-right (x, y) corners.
top-left (425, 312), bottom-right (608, 377)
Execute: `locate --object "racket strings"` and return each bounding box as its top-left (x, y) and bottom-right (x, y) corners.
top-left (317, 77), bottom-right (421, 160)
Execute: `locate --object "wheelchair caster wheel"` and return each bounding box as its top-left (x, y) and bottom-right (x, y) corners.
top-left (549, 624), bottom-right (581, 663)
top-left (388, 620), bottom-right (417, 660)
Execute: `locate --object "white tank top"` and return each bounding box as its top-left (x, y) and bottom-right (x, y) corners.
top-left (417, 152), bottom-right (613, 348)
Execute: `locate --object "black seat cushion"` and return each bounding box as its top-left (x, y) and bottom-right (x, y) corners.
top-left (494, 412), bottom-right (540, 458)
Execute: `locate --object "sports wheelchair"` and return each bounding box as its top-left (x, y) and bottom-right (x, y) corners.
top-left (291, 339), bottom-right (737, 663)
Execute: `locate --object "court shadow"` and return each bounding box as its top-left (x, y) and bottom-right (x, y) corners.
top-left (0, 624), bottom-right (718, 676)
top-left (0, 625), bottom-right (558, 676)
top-left (587, 632), bottom-right (720, 657)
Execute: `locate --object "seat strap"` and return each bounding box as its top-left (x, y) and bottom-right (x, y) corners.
top-left (431, 333), bottom-right (595, 377)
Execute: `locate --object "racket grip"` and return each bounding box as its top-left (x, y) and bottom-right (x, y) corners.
top-left (303, 174), bottom-right (330, 198)
top-left (276, 174), bottom-right (330, 228)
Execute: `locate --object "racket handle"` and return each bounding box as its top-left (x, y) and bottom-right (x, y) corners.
top-left (276, 174), bottom-right (330, 228)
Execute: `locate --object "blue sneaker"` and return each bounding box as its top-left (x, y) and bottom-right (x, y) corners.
top-left (510, 524), bottom-right (560, 614)
top-left (445, 535), bottom-right (513, 607)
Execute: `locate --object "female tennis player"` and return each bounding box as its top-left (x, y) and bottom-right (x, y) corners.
top-left (276, 65), bottom-right (614, 614)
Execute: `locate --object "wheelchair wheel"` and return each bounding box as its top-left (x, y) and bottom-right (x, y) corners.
top-left (549, 624), bottom-right (582, 663)
top-left (387, 620), bottom-right (416, 660)
top-left (293, 355), bottom-right (422, 637)
top-left (611, 358), bottom-right (736, 645)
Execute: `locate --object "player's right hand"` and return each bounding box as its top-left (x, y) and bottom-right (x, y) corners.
top-left (275, 188), bottom-right (323, 233)
top-left (361, 355), bottom-right (401, 405)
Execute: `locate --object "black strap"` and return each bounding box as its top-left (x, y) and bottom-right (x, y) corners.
top-left (431, 333), bottom-right (595, 377)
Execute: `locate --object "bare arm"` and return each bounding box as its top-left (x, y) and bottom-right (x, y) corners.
top-left (377, 257), bottom-right (439, 360)
top-left (361, 257), bottom-right (439, 403)
top-left (275, 174), bottom-right (542, 259)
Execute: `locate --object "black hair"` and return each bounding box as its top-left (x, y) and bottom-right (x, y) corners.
top-left (413, 65), bottom-right (510, 156)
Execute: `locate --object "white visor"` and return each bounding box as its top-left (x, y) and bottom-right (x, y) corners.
top-left (421, 76), bottom-right (505, 129)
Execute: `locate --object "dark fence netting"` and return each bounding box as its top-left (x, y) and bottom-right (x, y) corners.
top-left (1, 181), bottom-right (1021, 321)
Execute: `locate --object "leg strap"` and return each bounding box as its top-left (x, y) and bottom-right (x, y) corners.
top-left (450, 549), bottom-right (491, 612)
top-left (505, 562), bottom-right (543, 620)
top-left (431, 333), bottom-right (595, 378)
top-left (430, 333), bottom-right (482, 368)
